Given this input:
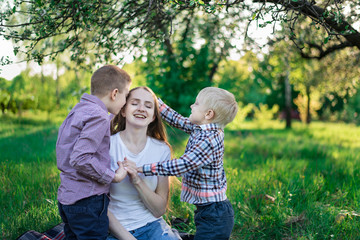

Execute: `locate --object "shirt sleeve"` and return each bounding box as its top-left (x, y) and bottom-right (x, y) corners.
top-left (69, 113), bottom-right (114, 185)
top-left (158, 98), bottom-right (194, 134)
top-left (143, 135), bottom-right (214, 177)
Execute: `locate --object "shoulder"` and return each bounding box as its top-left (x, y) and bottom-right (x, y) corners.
top-left (110, 132), bottom-right (120, 141)
top-left (196, 129), bottom-right (224, 146)
top-left (71, 103), bottom-right (108, 123)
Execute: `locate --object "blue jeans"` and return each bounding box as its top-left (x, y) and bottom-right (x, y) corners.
top-left (194, 199), bottom-right (234, 240)
top-left (107, 218), bottom-right (181, 240)
top-left (58, 194), bottom-right (110, 240)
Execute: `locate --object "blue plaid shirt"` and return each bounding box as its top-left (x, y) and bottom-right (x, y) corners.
top-left (143, 99), bottom-right (228, 204)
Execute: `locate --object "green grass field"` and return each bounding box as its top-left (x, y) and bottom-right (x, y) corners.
top-left (1, 114), bottom-right (360, 239)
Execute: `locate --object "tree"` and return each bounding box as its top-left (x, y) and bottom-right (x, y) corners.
top-left (1, 0), bottom-right (358, 67)
top-left (251, 42), bottom-right (301, 128)
top-left (139, 9), bottom-right (237, 115)
top-left (290, 58), bottom-right (321, 124)
top-left (315, 49), bottom-right (360, 120)
top-left (215, 51), bottom-right (268, 106)
top-left (7, 71), bottom-right (38, 116)
top-left (0, 77), bottom-right (11, 114)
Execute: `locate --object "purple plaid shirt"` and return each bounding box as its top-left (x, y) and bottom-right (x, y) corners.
top-left (56, 93), bottom-right (115, 205)
top-left (142, 99), bottom-right (228, 204)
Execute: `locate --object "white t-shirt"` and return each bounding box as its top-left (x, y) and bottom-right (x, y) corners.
top-left (108, 133), bottom-right (171, 231)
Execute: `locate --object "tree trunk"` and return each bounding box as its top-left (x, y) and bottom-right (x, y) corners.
top-left (1, 104), bottom-right (5, 115)
top-left (17, 102), bottom-right (23, 118)
top-left (41, 65), bottom-right (45, 83)
top-left (283, 57), bottom-right (292, 129)
top-left (284, 73), bottom-right (292, 129)
top-left (306, 85), bottom-right (311, 124)
top-left (56, 62), bottom-right (60, 108)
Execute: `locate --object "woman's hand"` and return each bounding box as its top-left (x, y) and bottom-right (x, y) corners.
top-left (112, 161), bottom-right (127, 183)
top-left (123, 157), bottom-right (142, 185)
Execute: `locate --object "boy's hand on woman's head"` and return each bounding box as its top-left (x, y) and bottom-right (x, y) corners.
top-left (112, 161), bottom-right (127, 183)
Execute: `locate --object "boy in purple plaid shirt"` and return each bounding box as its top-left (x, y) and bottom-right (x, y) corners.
top-left (135, 87), bottom-right (238, 240)
top-left (56, 65), bottom-right (131, 240)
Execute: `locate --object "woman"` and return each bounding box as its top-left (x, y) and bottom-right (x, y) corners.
top-left (107, 86), bottom-right (181, 240)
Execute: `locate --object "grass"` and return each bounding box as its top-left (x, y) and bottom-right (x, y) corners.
top-left (0, 113), bottom-right (61, 239)
top-left (1, 114), bottom-right (360, 239)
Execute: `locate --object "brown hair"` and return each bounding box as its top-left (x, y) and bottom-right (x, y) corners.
top-left (91, 65), bottom-right (131, 97)
top-left (111, 86), bottom-right (172, 152)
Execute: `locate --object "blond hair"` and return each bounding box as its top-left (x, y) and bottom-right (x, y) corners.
top-left (91, 65), bottom-right (131, 97)
top-left (198, 87), bottom-right (238, 128)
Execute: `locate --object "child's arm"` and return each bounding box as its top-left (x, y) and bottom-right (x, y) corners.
top-left (69, 114), bottom-right (116, 185)
top-left (158, 98), bottom-right (194, 134)
top-left (139, 136), bottom-right (215, 177)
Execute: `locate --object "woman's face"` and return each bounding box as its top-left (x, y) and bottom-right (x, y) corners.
top-left (122, 88), bottom-right (156, 128)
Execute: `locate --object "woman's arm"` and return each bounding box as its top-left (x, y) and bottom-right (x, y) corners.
top-left (126, 160), bottom-right (169, 218)
top-left (108, 210), bottom-right (137, 240)
top-left (135, 176), bottom-right (169, 218)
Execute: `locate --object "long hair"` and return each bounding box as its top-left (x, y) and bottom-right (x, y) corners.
top-left (110, 86), bottom-right (172, 152)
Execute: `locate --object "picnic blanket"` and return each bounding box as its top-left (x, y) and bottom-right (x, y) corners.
top-left (16, 223), bottom-right (65, 240)
top-left (16, 220), bottom-right (193, 240)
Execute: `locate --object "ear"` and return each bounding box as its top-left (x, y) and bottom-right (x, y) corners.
top-left (110, 88), bottom-right (119, 101)
top-left (205, 109), bottom-right (215, 120)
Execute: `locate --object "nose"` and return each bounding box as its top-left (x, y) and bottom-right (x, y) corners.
top-left (137, 103), bottom-right (145, 111)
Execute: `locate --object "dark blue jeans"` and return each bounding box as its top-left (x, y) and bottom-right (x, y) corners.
top-left (58, 194), bottom-right (110, 240)
top-left (194, 199), bottom-right (234, 240)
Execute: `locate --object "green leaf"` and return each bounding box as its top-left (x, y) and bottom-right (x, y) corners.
top-left (324, 37), bottom-right (329, 44)
top-left (13, 47), bottom-right (19, 56)
top-left (252, 13), bottom-right (257, 20)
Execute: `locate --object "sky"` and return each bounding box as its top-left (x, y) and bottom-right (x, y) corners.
top-left (0, 37), bottom-right (27, 80)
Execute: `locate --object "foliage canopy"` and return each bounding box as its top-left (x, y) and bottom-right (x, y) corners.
top-left (1, 0), bottom-right (359, 66)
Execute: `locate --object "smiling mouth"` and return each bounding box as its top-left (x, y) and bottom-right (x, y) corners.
top-left (134, 114), bottom-right (146, 119)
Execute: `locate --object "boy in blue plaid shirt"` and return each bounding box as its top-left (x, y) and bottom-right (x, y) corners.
top-left (135, 87), bottom-right (238, 240)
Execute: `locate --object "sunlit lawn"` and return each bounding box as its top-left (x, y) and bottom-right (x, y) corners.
top-left (1, 113), bottom-right (360, 239)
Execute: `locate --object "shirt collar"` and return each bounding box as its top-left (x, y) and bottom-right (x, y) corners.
top-left (80, 93), bottom-right (107, 112)
top-left (198, 123), bottom-right (222, 131)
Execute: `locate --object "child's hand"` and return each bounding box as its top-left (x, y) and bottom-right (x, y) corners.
top-left (123, 157), bottom-right (142, 185)
top-left (123, 157), bottom-right (137, 169)
top-left (112, 161), bottom-right (127, 183)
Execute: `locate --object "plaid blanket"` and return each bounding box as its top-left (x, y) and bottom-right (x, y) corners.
top-left (16, 223), bottom-right (65, 240)
top-left (16, 220), bottom-right (193, 240)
